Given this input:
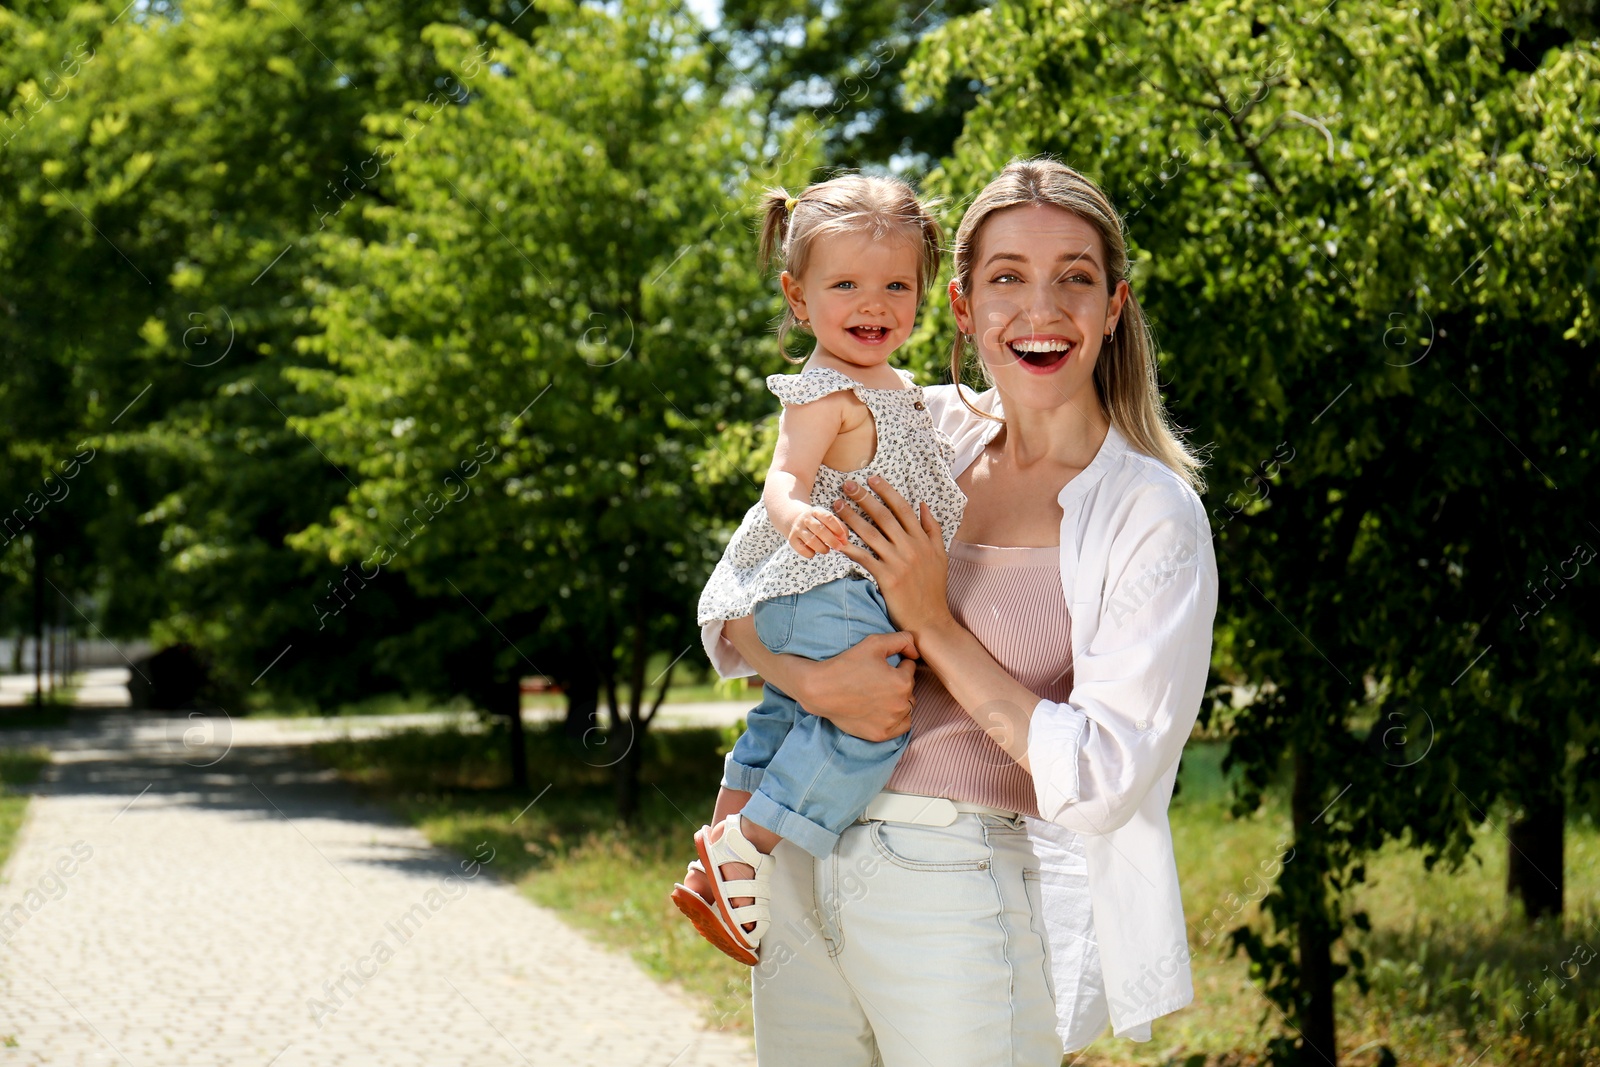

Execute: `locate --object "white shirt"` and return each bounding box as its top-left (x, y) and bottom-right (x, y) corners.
top-left (701, 383), bottom-right (1218, 1046)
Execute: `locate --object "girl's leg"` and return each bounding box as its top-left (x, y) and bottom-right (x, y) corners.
top-left (712, 785), bottom-right (750, 825)
top-left (684, 786), bottom-right (782, 925)
top-left (740, 576), bottom-right (904, 859)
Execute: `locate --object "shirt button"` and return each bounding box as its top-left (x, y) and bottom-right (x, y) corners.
top-left (1136, 719), bottom-right (1149, 731)
top-left (913, 400), bottom-right (926, 410)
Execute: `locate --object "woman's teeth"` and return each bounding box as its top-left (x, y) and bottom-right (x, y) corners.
top-left (1008, 339), bottom-right (1074, 366)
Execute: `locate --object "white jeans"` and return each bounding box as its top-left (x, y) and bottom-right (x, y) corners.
top-left (751, 813), bottom-right (1061, 1066)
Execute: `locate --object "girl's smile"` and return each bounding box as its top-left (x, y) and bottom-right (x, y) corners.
top-left (781, 230), bottom-right (922, 372)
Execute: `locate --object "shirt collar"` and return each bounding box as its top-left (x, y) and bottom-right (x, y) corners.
top-left (1057, 422), bottom-right (1128, 511)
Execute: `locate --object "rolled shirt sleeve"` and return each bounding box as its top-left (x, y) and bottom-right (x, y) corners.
top-left (700, 618), bottom-right (756, 680)
top-left (1028, 488), bottom-right (1218, 835)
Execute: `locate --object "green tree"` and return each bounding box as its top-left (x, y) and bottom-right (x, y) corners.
top-left (711, 0), bottom-right (987, 173)
top-left (291, 2), bottom-right (798, 811)
top-left (910, 1), bottom-right (1598, 1061)
top-left (0, 0), bottom-right (550, 709)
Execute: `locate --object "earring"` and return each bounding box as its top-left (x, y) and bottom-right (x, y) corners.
top-left (1103, 333), bottom-right (1114, 344)
top-left (798, 318), bottom-right (811, 329)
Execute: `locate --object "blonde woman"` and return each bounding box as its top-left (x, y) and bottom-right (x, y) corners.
top-left (703, 157), bottom-right (1217, 1066)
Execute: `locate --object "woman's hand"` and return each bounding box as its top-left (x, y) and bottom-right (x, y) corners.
top-left (832, 476), bottom-right (956, 640)
top-left (723, 616), bottom-right (917, 743)
top-left (805, 632), bottom-right (920, 742)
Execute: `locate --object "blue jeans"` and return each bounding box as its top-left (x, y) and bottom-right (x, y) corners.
top-left (724, 577), bottom-right (907, 859)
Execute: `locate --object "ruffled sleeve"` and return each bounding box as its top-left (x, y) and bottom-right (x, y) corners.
top-left (766, 367), bottom-right (856, 407)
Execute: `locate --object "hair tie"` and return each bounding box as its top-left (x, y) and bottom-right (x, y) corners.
top-left (784, 196), bottom-right (798, 212)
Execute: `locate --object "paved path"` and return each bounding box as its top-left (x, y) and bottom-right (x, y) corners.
top-left (0, 713), bottom-right (753, 1066)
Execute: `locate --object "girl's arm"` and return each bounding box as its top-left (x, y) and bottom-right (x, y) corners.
top-left (722, 615), bottom-right (918, 743)
top-left (764, 397), bottom-right (851, 558)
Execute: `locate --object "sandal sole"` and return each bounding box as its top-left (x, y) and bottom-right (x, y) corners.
top-left (692, 826), bottom-right (764, 962)
top-left (671, 884), bottom-right (758, 966)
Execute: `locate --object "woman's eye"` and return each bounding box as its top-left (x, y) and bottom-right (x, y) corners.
top-left (991, 272), bottom-right (1021, 284)
top-left (1064, 273), bottom-right (1093, 285)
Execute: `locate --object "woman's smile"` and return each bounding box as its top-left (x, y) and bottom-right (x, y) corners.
top-left (1005, 334), bottom-right (1077, 372)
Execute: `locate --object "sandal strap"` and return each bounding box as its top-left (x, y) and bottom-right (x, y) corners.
top-left (704, 813), bottom-right (768, 870)
top-left (696, 815), bottom-right (775, 947)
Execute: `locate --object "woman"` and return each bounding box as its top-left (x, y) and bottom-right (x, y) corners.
top-left (701, 158), bottom-right (1218, 1065)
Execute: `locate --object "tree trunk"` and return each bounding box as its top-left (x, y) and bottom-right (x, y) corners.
top-left (1291, 746), bottom-right (1339, 1066)
top-left (1507, 792), bottom-right (1564, 919)
top-left (486, 676), bottom-right (528, 791)
top-left (611, 597), bottom-right (651, 823)
top-left (562, 670), bottom-right (600, 742)
top-left (31, 542), bottom-right (44, 710)
top-left (613, 721), bottom-right (644, 822)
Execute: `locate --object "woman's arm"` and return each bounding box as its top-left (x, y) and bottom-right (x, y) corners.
top-left (914, 620), bottom-right (1040, 771)
top-left (828, 476), bottom-right (1039, 766)
top-left (722, 615), bottom-right (918, 743)
top-left (832, 475), bottom-right (1218, 835)
top-left (1025, 508), bottom-right (1215, 834)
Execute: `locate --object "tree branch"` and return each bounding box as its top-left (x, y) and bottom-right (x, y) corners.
top-left (1197, 64), bottom-right (1283, 196)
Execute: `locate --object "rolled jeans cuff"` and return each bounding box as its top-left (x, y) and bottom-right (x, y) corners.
top-left (721, 752), bottom-right (765, 793)
top-left (741, 791), bottom-right (840, 860)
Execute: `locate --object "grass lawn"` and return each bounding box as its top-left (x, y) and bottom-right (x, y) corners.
top-left (310, 721), bottom-right (1599, 1066)
top-left (253, 681), bottom-right (755, 718)
top-left (0, 747), bottom-right (52, 872)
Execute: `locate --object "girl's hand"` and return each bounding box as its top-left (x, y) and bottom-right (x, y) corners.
top-left (786, 505), bottom-right (850, 559)
top-left (832, 476), bottom-right (956, 639)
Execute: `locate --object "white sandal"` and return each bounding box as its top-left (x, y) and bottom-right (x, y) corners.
top-left (692, 814), bottom-right (773, 959)
top-left (671, 859), bottom-right (753, 966)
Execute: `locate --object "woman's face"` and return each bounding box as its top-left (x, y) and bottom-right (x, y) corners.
top-left (950, 203), bottom-right (1129, 416)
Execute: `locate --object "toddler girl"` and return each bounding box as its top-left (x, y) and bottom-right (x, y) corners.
top-left (671, 175), bottom-right (966, 965)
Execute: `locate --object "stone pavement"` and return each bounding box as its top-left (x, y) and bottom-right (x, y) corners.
top-left (0, 712), bottom-right (754, 1066)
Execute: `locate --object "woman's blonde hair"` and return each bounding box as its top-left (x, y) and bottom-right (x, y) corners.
top-left (759, 174), bottom-right (943, 361)
top-left (950, 157), bottom-right (1205, 493)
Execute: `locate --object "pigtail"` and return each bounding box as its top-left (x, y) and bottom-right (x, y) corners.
top-left (759, 186), bottom-right (808, 361)
top-left (758, 187), bottom-right (792, 273)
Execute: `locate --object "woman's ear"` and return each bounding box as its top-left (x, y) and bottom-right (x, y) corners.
top-left (949, 278), bottom-right (972, 334)
top-left (1106, 279), bottom-right (1130, 336)
top-left (779, 270), bottom-right (808, 323)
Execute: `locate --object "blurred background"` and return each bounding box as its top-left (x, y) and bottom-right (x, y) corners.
top-left (1, 1), bottom-right (1598, 1064)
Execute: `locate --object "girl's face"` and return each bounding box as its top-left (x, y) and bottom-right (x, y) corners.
top-left (951, 203), bottom-right (1129, 416)
top-left (781, 229), bottom-right (921, 368)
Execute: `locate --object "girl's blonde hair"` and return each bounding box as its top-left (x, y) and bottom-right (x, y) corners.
top-left (759, 174), bottom-right (943, 361)
top-left (950, 157), bottom-right (1205, 493)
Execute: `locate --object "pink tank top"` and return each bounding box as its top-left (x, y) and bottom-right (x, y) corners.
top-left (884, 540), bottom-right (1072, 817)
